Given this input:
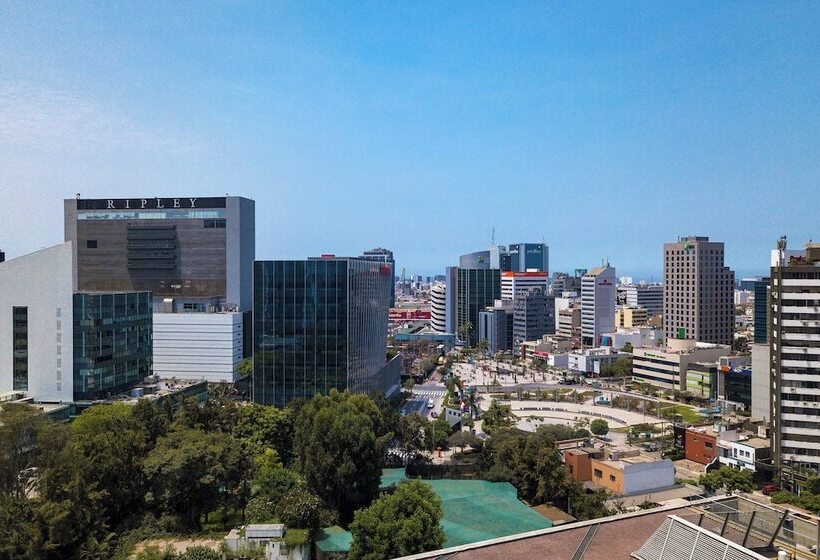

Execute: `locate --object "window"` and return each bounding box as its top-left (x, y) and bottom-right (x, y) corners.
top-left (12, 307), bottom-right (28, 391)
top-left (86, 239), bottom-right (98, 248)
top-left (203, 218), bottom-right (226, 228)
top-left (609, 475), bottom-right (616, 482)
top-left (594, 469), bottom-right (603, 478)
top-left (705, 442), bottom-right (713, 449)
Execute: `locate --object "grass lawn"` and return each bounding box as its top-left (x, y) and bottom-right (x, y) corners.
top-left (660, 404), bottom-right (701, 424)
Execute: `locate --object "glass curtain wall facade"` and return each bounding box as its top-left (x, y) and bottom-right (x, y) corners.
top-left (456, 268), bottom-right (501, 346)
top-left (253, 259), bottom-right (390, 407)
top-left (73, 292), bottom-right (153, 400)
top-left (753, 278), bottom-right (770, 344)
top-left (12, 307), bottom-right (28, 391)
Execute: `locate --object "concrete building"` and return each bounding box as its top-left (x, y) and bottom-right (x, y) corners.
top-left (512, 288), bottom-right (551, 354)
top-left (600, 326), bottom-right (663, 351)
top-left (152, 312), bottom-right (243, 382)
top-left (750, 343), bottom-right (771, 422)
top-left (478, 300), bottom-right (514, 355)
top-left (558, 305), bottom-right (582, 342)
top-left (566, 347), bottom-right (620, 375)
top-left (253, 257), bottom-right (397, 406)
top-left (718, 436), bottom-right (771, 473)
top-left (501, 271), bottom-right (549, 300)
top-left (581, 265), bottom-right (617, 347)
top-left (632, 339), bottom-right (729, 391)
top-left (663, 236), bottom-right (734, 345)
top-left (65, 196), bottom-right (256, 377)
top-left (359, 247), bottom-right (396, 308)
top-left (564, 447), bottom-right (675, 496)
top-left (769, 240), bottom-right (820, 481)
top-left (550, 271), bottom-right (582, 296)
top-left (615, 306), bottom-right (649, 328)
top-left (430, 284), bottom-right (447, 333)
top-left (0, 243), bottom-right (152, 402)
top-left (443, 266), bottom-right (458, 335)
top-left (623, 284), bottom-right (663, 316)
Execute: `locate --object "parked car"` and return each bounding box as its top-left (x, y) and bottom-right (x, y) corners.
top-left (761, 483), bottom-right (778, 495)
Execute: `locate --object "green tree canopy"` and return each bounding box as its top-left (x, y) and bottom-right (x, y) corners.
top-left (481, 400), bottom-right (516, 434)
top-left (590, 419), bottom-right (609, 436)
top-left (348, 480), bottom-right (445, 560)
top-left (699, 467), bottom-right (755, 494)
top-left (293, 390), bottom-right (390, 525)
top-left (0, 403), bottom-right (51, 499)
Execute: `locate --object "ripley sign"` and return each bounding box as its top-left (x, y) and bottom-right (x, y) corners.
top-left (77, 197), bottom-right (227, 210)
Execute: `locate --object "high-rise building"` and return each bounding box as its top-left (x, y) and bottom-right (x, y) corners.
top-left (558, 305), bottom-right (582, 342)
top-left (252, 257), bottom-right (396, 407)
top-left (359, 247), bottom-right (396, 307)
top-left (64, 196), bottom-right (255, 380)
top-left (581, 265), bottom-right (617, 347)
top-left (513, 288), bottom-right (551, 354)
top-left (459, 250), bottom-right (492, 269)
top-left (551, 271), bottom-right (582, 296)
top-left (623, 284), bottom-right (664, 316)
top-left (753, 277), bottom-right (770, 344)
top-left (456, 267), bottom-right (501, 346)
top-left (501, 271), bottom-right (549, 300)
top-left (769, 240), bottom-right (820, 483)
top-left (478, 300), bottom-right (514, 355)
top-left (663, 236), bottom-right (734, 345)
top-left (0, 250), bottom-right (4, 263)
top-left (0, 243), bottom-right (152, 402)
top-left (507, 243), bottom-right (549, 273)
top-left (430, 284), bottom-right (447, 333)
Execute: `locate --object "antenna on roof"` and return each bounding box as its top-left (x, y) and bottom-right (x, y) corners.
top-left (491, 227), bottom-right (495, 245)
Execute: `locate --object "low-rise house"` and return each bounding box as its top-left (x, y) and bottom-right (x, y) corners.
top-left (564, 446), bottom-right (675, 496)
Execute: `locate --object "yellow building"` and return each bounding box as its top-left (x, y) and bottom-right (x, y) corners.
top-left (615, 306), bottom-right (649, 328)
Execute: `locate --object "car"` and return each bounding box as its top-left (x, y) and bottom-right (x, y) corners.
top-left (427, 399), bottom-right (434, 409)
top-left (761, 483), bottom-right (778, 495)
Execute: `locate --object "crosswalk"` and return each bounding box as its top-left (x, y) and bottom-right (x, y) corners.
top-left (411, 388), bottom-right (446, 397)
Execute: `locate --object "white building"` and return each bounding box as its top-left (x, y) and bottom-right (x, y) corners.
top-left (430, 283), bottom-right (447, 333)
top-left (0, 244), bottom-right (75, 403)
top-left (770, 242), bottom-right (820, 476)
top-left (152, 312), bottom-right (244, 382)
top-left (224, 524), bottom-right (307, 560)
top-left (581, 265), bottom-right (617, 347)
top-left (632, 339), bottom-right (729, 391)
top-left (566, 346), bottom-right (620, 375)
top-left (501, 271), bottom-right (549, 300)
top-left (600, 327), bottom-right (663, 351)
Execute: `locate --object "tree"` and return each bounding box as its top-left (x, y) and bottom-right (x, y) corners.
top-left (293, 391), bottom-right (389, 525)
top-left (348, 480), bottom-right (445, 560)
top-left (233, 404), bottom-right (295, 461)
top-left (399, 413), bottom-right (434, 458)
top-left (431, 416), bottom-right (451, 450)
top-left (0, 403), bottom-right (50, 499)
top-left (457, 321), bottom-right (474, 346)
top-left (251, 448), bottom-right (302, 504)
top-left (235, 358), bottom-right (254, 379)
top-left (143, 427), bottom-right (251, 528)
top-left (0, 495), bottom-right (45, 559)
top-left (622, 342), bottom-right (634, 353)
top-left (699, 467), bottom-right (755, 494)
top-left (590, 419), bottom-right (609, 437)
top-left (276, 487), bottom-right (322, 534)
top-left (449, 430), bottom-right (480, 454)
top-left (481, 400), bottom-right (515, 434)
top-left (132, 398), bottom-right (170, 445)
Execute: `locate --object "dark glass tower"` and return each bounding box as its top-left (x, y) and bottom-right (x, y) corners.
top-left (253, 258), bottom-right (391, 407)
top-left (753, 277), bottom-right (770, 344)
top-left (456, 268), bottom-right (501, 346)
top-left (72, 291), bottom-right (153, 400)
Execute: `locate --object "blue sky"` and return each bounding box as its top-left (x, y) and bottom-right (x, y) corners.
top-left (1, 2), bottom-right (818, 280)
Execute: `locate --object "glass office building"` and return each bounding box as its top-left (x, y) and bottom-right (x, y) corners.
top-left (253, 258), bottom-right (391, 407)
top-left (456, 268), bottom-right (501, 347)
top-left (753, 277), bottom-right (770, 344)
top-left (73, 292), bottom-right (153, 400)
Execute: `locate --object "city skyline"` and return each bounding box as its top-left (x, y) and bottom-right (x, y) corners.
top-left (2, 4), bottom-right (818, 280)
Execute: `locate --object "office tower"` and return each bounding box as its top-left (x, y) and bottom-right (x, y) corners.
top-left (253, 257), bottom-right (395, 407)
top-left (0, 250), bottom-right (4, 263)
top-left (64, 196), bottom-right (255, 380)
top-left (456, 267), bottom-right (501, 346)
top-left (489, 244), bottom-right (510, 271)
top-left (513, 288), bottom-right (550, 354)
top-left (770, 240), bottom-right (820, 482)
top-left (507, 243), bottom-right (549, 273)
top-left (459, 250), bottom-right (492, 269)
top-left (623, 284), bottom-right (664, 316)
top-left (359, 247), bottom-right (396, 307)
top-left (663, 236), bottom-right (734, 345)
top-left (581, 265), bottom-right (617, 347)
top-left (431, 284), bottom-right (447, 333)
top-left (501, 271), bottom-right (549, 300)
top-left (753, 277), bottom-right (770, 344)
top-left (551, 271), bottom-right (582, 296)
top-left (0, 243), bottom-right (152, 402)
top-left (478, 300), bottom-right (514, 355)
top-left (558, 305), bottom-right (581, 341)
